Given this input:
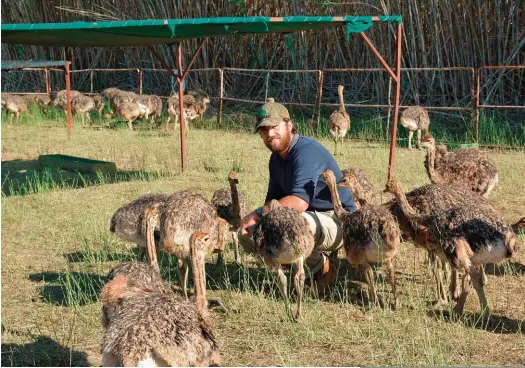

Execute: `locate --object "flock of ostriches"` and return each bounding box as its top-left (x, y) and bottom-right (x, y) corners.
top-left (1, 87), bottom-right (210, 131)
top-left (3, 86), bottom-right (524, 366)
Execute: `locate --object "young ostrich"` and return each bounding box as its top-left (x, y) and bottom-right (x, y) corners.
top-left (323, 169), bottom-right (400, 307)
top-left (51, 90), bottom-right (82, 109)
top-left (252, 199), bottom-right (314, 320)
top-left (166, 94), bottom-right (194, 131)
top-left (329, 85), bottom-right (350, 155)
top-left (71, 94), bottom-right (96, 125)
top-left (100, 255), bottom-right (220, 367)
top-left (115, 101), bottom-right (150, 131)
top-left (385, 178), bottom-right (517, 316)
top-left (400, 106), bottom-right (430, 150)
top-left (154, 190), bottom-right (230, 298)
top-left (211, 171), bottom-right (248, 263)
top-left (385, 183), bottom-right (495, 304)
top-left (110, 193), bottom-right (168, 265)
top-left (92, 93), bottom-right (105, 118)
top-left (2, 95), bottom-right (28, 123)
top-left (422, 134), bottom-right (499, 198)
top-left (341, 168), bottom-right (377, 206)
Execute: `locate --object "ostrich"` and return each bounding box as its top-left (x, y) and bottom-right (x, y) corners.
top-left (384, 183), bottom-right (495, 304)
top-left (155, 190), bottom-right (231, 298)
top-left (385, 178), bottom-right (517, 316)
top-left (51, 90), bottom-right (82, 109)
top-left (110, 193), bottom-right (168, 264)
top-left (166, 94), bottom-right (194, 131)
top-left (323, 169), bottom-right (400, 307)
top-left (110, 91), bottom-right (138, 114)
top-left (421, 134), bottom-right (499, 198)
top-left (92, 94), bottom-right (105, 118)
top-left (166, 92), bottom-right (210, 132)
top-left (252, 200), bottom-right (314, 320)
top-left (211, 170), bottom-right (248, 263)
top-left (341, 168), bottom-right (377, 206)
top-left (512, 217), bottom-right (525, 234)
top-left (71, 94), bottom-right (96, 125)
top-left (115, 101), bottom-right (150, 131)
top-left (1, 95), bottom-right (28, 123)
top-left (100, 257), bottom-right (220, 367)
top-left (400, 106), bottom-right (431, 150)
top-left (329, 85), bottom-right (350, 156)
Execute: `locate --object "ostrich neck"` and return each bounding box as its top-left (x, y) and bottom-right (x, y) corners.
top-left (229, 180), bottom-right (241, 227)
top-left (390, 187), bottom-right (420, 222)
top-left (191, 239), bottom-right (208, 316)
top-left (338, 89), bottom-right (346, 112)
top-left (425, 147), bottom-right (444, 184)
top-left (326, 175), bottom-right (349, 219)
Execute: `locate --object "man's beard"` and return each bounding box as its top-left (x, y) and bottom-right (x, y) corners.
top-left (264, 130), bottom-right (292, 153)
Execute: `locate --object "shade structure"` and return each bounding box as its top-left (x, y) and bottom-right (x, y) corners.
top-left (1, 15), bottom-right (403, 178)
top-left (1, 16), bottom-right (401, 47)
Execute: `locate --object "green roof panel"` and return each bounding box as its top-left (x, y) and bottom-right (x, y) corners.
top-left (1, 16), bottom-right (401, 47)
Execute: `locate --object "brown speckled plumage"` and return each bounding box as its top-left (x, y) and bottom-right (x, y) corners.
top-left (159, 190), bottom-right (230, 298)
top-left (385, 178), bottom-right (517, 315)
top-left (422, 134), bottom-right (499, 198)
top-left (252, 200), bottom-right (314, 319)
top-left (52, 90), bottom-right (82, 109)
top-left (400, 106), bottom-right (430, 150)
top-left (100, 259), bottom-right (220, 367)
top-left (115, 101), bottom-right (150, 131)
top-left (1, 95), bottom-right (28, 122)
top-left (110, 193), bottom-right (168, 248)
top-left (166, 92), bottom-right (210, 131)
top-left (329, 85), bottom-right (350, 155)
top-left (340, 168), bottom-right (376, 206)
top-left (71, 94), bottom-right (96, 125)
top-left (102, 261), bottom-right (167, 329)
top-left (323, 169), bottom-right (400, 307)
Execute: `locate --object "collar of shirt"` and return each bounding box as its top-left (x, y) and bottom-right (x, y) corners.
top-left (282, 134), bottom-right (299, 161)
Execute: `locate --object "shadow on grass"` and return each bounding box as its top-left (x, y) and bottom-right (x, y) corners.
top-left (1, 158), bottom-right (175, 197)
top-left (484, 261), bottom-right (525, 277)
top-left (428, 309), bottom-right (524, 334)
top-left (1, 334), bottom-right (90, 366)
top-left (28, 271), bottom-right (105, 307)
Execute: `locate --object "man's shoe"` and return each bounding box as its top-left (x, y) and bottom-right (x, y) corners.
top-left (313, 257), bottom-right (337, 296)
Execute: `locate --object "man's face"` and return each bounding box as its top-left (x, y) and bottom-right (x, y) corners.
top-left (258, 121), bottom-right (293, 153)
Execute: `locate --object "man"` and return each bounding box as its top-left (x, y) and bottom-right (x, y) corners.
top-left (238, 99), bottom-right (356, 294)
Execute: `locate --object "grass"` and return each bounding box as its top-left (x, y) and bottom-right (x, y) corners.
top-left (1, 118), bottom-right (525, 366)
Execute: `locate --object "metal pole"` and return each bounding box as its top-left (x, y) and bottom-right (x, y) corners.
top-left (45, 69), bottom-right (51, 95)
top-left (65, 61), bottom-right (72, 138)
top-left (218, 68), bottom-right (224, 128)
top-left (316, 71), bottom-right (324, 137)
top-left (177, 43), bottom-right (187, 172)
top-left (387, 23), bottom-right (403, 180)
top-left (90, 70), bottom-right (94, 93)
top-left (138, 69), bottom-right (143, 95)
top-left (476, 68), bottom-right (481, 144)
top-left (470, 68), bottom-right (476, 141)
top-left (360, 32), bottom-right (398, 82)
top-left (264, 72), bottom-right (270, 100)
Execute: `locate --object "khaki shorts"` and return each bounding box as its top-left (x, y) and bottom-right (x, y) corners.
top-left (238, 210), bottom-right (344, 273)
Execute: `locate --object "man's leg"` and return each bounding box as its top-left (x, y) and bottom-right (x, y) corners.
top-left (302, 211), bottom-right (344, 294)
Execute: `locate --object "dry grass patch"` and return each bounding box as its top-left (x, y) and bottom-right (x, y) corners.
top-left (2, 123), bottom-right (525, 366)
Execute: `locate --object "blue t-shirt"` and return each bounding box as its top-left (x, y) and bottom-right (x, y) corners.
top-left (265, 134), bottom-right (356, 212)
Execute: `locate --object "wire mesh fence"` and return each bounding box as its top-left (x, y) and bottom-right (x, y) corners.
top-left (2, 65), bottom-right (524, 147)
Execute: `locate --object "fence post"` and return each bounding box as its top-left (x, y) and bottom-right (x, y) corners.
top-left (218, 68), bottom-right (224, 129)
top-left (138, 69), bottom-right (143, 95)
top-left (45, 68), bottom-right (51, 95)
top-left (476, 68), bottom-right (481, 144)
top-left (264, 71), bottom-right (270, 100)
top-left (316, 71), bottom-right (324, 137)
top-left (470, 67), bottom-right (476, 141)
top-left (90, 70), bottom-right (94, 93)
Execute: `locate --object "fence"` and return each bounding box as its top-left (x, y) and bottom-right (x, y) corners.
top-left (2, 65), bottom-right (524, 143)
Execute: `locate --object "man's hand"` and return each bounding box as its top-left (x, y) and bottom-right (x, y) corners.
top-left (239, 211), bottom-right (261, 236)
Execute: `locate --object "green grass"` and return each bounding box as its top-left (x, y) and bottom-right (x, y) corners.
top-left (1, 121), bottom-right (525, 366)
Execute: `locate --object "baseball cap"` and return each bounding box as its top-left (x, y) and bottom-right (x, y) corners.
top-left (255, 98), bottom-right (290, 131)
